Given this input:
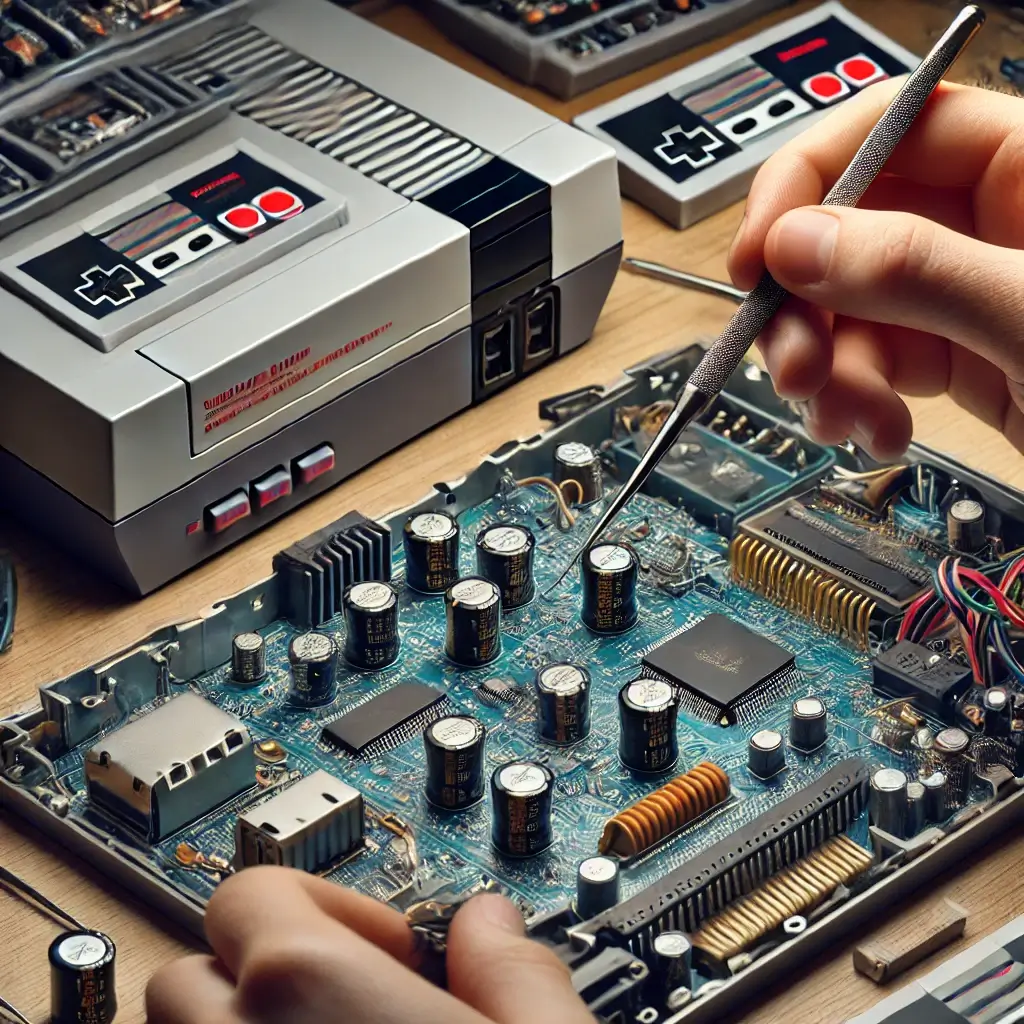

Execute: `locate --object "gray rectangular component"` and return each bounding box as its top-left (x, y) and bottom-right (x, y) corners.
top-left (84, 692), bottom-right (255, 841)
top-left (235, 769), bottom-right (364, 871)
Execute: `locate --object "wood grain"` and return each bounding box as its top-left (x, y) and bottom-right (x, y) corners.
top-left (1, 2), bottom-right (1022, 1021)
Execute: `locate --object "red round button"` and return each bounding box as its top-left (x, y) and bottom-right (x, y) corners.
top-left (808, 73), bottom-right (843, 98)
top-left (225, 206), bottom-right (261, 229)
top-left (257, 189), bottom-right (296, 215)
top-left (841, 57), bottom-right (878, 82)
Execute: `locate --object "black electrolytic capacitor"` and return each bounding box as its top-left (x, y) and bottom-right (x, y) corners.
top-left (491, 760), bottom-right (555, 857)
top-left (553, 441), bottom-right (604, 505)
top-left (869, 767), bottom-right (908, 838)
top-left (575, 856), bottom-right (620, 920)
top-left (789, 696), bottom-right (828, 752)
top-left (618, 678), bottom-right (679, 774)
top-left (984, 686), bottom-right (1011, 738)
top-left (287, 631), bottom-right (337, 706)
top-left (947, 498), bottom-right (986, 554)
top-left (922, 771), bottom-right (948, 822)
top-left (445, 576), bottom-right (502, 667)
top-left (581, 543), bottom-right (639, 635)
top-left (343, 581), bottom-right (400, 669)
top-left (747, 728), bottom-right (785, 779)
top-left (49, 930), bottom-right (117, 1024)
top-left (475, 524), bottom-right (536, 610)
top-left (905, 780), bottom-right (927, 837)
top-left (535, 663), bottom-right (591, 745)
top-left (231, 632), bottom-right (266, 686)
top-left (403, 511), bottom-right (460, 594)
top-left (650, 932), bottom-right (693, 1000)
top-left (424, 715), bottom-right (486, 810)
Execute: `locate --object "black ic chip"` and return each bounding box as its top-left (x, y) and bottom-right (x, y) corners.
top-left (872, 641), bottom-right (973, 722)
top-left (322, 681), bottom-right (448, 755)
top-left (642, 613), bottom-right (795, 724)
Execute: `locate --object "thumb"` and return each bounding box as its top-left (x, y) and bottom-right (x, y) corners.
top-left (445, 893), bottom-right (593, 1024)
top-left (763, 206), bottom-right (1024, 382)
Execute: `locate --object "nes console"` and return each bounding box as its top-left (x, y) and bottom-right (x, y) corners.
top-left (0, 0), bottom-right (622, 595)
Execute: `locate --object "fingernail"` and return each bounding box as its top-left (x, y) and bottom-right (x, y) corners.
top-left (853, 419), bottom-right (877, 450)
top-left (476, 894), bottom-right (525, 935)
top-left (794, 399), bottom-right (816, 425)
top-left (774, 210), bottom-right (839, 284)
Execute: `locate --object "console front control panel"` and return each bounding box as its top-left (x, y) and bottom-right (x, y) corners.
top-left (0, 141), bottom-right (346, 351)
top-left (198, 444), bottom-right (336, 536)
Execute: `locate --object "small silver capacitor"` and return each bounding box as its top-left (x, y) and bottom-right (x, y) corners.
top-left (947, 498), bottom-right (986, 554)
top-left (870, 767), bottom-right (908, 837)
top-left (789, 696), bottom-right (828, 752)
top-left (575, 856), bottom-right (620, 920)
top-left (747, 729), bottom-right (785, 779)
top-left (650, 932), bottom-right (693, 1000)
top-left (553, 441), bottom-right (604, 504)
top-left (928, 728), bottom-right (973, 805)
top-left (231, 632), bottom-right (266, 686)
top-left (984, 686), bottom-right (1011, 737)
top-left (905, 780), bottom-right (927, 837)
top-left (921, 771), bottom-right (948, 823)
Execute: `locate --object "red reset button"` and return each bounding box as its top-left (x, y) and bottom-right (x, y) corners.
top-left (205, 491), bottom-right (251, 533)
top-left (293, 444), bottom-right (335, 485)
top-left (251, 468), bottom-right (293, 509)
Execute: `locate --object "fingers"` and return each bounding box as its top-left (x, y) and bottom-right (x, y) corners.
top-left (205, 866), bottom-right (416, 979)
top-left (728, 81), bottom-right (1023, 287)
top-left (446, 894), bottom-right (593, 1024)
top-left (146, 956), bottom-right (240, 1024)
top-left (755, 296), bottom-right (832, 401)
top-left (202, 867), bottom-right (478, 1024)
top-left (761, 206), bottom-right (1024, 381)
top-left (802, 318), bottom-right (912, 462)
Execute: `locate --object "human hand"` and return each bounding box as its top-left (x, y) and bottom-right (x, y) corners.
top-left (145, 866), bottom-right (593, 1024)
top-left (727, 80), bottom-right (1024, 460)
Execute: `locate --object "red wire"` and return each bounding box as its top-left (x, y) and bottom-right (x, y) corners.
top-left (954, 563), bottom-right (1024, 627)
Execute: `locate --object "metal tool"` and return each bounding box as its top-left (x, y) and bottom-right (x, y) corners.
top-left (545, 4), bottom-right (985, 594)
top-left (622, 258), bottom-right (747, 302)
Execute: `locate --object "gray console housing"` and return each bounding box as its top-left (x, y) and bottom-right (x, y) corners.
top-left (0, 0), bottom-right (622, 594)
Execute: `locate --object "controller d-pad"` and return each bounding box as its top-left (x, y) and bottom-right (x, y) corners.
top-left (653, 124), bottom-right (723, 168)
top-left (74, 264), bottom-right (145, 307)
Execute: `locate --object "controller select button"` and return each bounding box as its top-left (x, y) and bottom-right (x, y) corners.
top-left (293, 444), bottom-right (335, 485)
top-left (251, 468), bottom-right (293, 509)
top-left (204, 491), bottom-right (251, 533)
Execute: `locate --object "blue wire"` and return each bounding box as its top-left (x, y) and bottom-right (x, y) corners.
top-left (0, 557), bottom-right (14, 656)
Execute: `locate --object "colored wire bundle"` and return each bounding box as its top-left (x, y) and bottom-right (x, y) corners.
top-left (897, 553), bottom-right (1024, 686)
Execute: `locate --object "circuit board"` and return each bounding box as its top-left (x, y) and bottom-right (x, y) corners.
top-left (8, 347), bottom-right (1024, 1023)
top-left (51, 483), bottom-right (895, 927)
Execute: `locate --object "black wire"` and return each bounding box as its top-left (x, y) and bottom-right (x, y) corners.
top-left (0, 557), bottom-right (16, 655)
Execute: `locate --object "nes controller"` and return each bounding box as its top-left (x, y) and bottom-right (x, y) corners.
top-left (0, 0), bottom-right (622, 595)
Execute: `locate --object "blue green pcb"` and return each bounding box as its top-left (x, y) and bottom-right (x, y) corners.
top-left (53, 483), bottom-right (922, 919)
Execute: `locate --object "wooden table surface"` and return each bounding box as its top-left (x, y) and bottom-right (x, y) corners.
top-left (2, 2), bottom-right (1024, 1021)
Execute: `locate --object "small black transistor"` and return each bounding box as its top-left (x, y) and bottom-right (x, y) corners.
top-left (872, 641), bottom-right (973, 722)
top-left (642, 613), bottom-right (795, 725)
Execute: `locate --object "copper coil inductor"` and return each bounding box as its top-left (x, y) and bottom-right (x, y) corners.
top-left (598, 762), bottom-right (730, 859)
